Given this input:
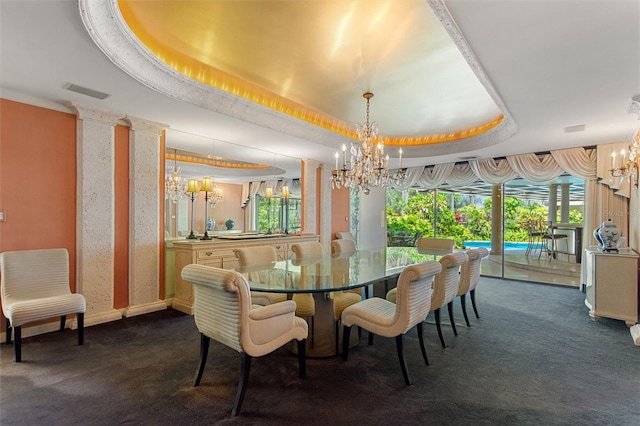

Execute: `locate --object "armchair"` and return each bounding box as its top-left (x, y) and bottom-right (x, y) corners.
top-left (1, 248), bottom-right (86, 362)
top-left (181, 264), bottom-right (308, 416)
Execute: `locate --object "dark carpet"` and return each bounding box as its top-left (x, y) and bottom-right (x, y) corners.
top-left (1, 278), bottom-right (639, 426)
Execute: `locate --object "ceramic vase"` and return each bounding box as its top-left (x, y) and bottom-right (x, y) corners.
top-left (595, 219), bottom-right (621, 252)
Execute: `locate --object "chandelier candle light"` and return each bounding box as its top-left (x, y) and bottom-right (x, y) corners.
top-left (610, 96), bottom-right (640, 189)
top-left (331, 92), bottom-right (406, 194)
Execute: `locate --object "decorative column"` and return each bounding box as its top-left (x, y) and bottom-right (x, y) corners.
top-left (560, 183), bottom-right (570, 223)
top-left (69, 102), bottom-right (124, 327)
top-left (490, 184), bottom-right (502, 255)
top-left (302, 159), bottom-right (331, 249)
top-left (122, 116), bottom-right (168, 317)
top-left (548, 184), bottom-right (558, 224)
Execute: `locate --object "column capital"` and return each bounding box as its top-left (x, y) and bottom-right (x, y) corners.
top-left (124, 115), bottom-right (169, 135)
top-left (68, 101), bottom-right (123, 124)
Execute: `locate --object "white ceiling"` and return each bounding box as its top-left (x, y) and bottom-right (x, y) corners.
top-left (1, 0), bottom-right (639, 183)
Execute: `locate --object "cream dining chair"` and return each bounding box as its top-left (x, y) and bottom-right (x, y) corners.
top-left (1, 248), bottom-right (86, 362)
top-left (181, 264), bottom-right (308, 416)
top-left (290, 241), bottom-right (324, 348)
top-left (416, 237), bottom-right (455, 251)
top-left (456, 248), bottom-right (482, 327)
top-left (341, 260), bottom-right (442, 385)
top-left (235, 245), bottom-right (287, 306)
top-left (330, 239), bottom-right (362, 355)
top-left (468, 247), bottom-right (490, 319)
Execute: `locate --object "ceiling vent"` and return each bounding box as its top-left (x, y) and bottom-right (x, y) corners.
top-left (63, 83), bottom-right (110, 100)
top-left (458, 156), bottom-right (479, 161)
top-left (563, 124), bottom-right (586, 133)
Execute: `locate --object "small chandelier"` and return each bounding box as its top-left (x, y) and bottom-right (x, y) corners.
top-left (165, 149), bottom-right (187, 202)
top-left (609, 128), bottom-right (639, 189)
top-left (610, 96), bottom-right (640, 189)
top-left (331, 92), bottom-right (405, 194)
top-left (209, 182), bottom-right (223, 207)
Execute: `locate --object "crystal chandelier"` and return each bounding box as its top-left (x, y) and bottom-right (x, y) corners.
top-left (610, 96), bottom-right (640, 190)
top-left (331, 92), bottom-right (405, 194)
top-left (165, 149), bottom-right (187, 202)
top-left (609, 128), bottom-right (639, 189)
top-left (208, 182), bottom-right (223, 207)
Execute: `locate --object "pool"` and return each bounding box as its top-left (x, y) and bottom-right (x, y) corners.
top-left (463, 241), bottom-right (541, 250)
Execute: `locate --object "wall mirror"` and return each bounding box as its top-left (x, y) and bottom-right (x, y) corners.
top-left (164, 129), bottom-right (302, 238)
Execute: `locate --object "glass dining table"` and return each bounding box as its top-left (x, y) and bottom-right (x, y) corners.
top-left (236, 246), bottom-right (452, 357)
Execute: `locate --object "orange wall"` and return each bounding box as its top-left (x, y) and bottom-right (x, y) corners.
top-left (331, 186), bottom-right (350, 239)
top-left (0, 99), bottom-right (78, 330)
top-left (114, 124), bottom-right (130, 309)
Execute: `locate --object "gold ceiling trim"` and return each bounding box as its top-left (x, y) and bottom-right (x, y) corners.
top-left (119, 0), bottom-right (501, 146)
top-left (166, 149), bottom-right (271, 170)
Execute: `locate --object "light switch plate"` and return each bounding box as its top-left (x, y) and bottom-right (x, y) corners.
top-left (0, 210), bottom-right (5, 222)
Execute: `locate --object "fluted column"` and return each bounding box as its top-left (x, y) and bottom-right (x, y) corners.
top-left (122, 116), bottom-right (168, 317)
top-left (69, 102), bottom-right (124, 327)
top-left (302, 159), bottom-right (331, 249)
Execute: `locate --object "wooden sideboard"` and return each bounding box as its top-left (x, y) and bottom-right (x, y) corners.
top-left (584, 247), bottom-right (639, 327)
top-left (172, 234), bottom-right (319, 314)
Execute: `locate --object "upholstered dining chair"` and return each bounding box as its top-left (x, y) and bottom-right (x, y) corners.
top-left (290, 241), bottom-right (324, 348)
top-left (235, 246), bottom-right (287, 306)
top-left (0, 248), bottom-right (86, 362)
top-left (341, 260), bottom-right (442, 385)
top-left (330, 239), bottom-right (362, 354)
top-left (416, 237), bottom-right (455, 251)
top-left (468, 247), bottom-right (489, 319)
top-left (456, 248), bottom-right (482, 327)
top-left (181, 264), bottom-right (308, 416)
top-left (430, 252), bottom-right (469, 348)
top-left (335, 231), bottom-right (355, 240)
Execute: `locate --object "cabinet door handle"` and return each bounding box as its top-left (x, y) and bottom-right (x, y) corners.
top-left (205, 251), bottom-right (213, 256)
top-left (275, 245), bottom-right (281, 249)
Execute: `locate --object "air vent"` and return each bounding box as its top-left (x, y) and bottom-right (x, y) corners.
top-left (63, 83), bottom-right (110, 100)
top-left (564, 124), bottom-right (586, 133)
top-left (458, 156), bottom-right (479, 161)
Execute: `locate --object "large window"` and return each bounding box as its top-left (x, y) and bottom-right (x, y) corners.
top-left (255, 195), bottom-right (302, 234)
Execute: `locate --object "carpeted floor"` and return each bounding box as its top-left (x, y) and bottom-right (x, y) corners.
top-left (1, 277), bottom-right (639, 426)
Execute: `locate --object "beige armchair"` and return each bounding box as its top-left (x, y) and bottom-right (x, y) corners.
top-left (335, 231), bottom-right (355, 240)
top-left (181, 264), bottom-right (308, 416)
top-left (235, 246), bottom-right (287, 306)
top-left (341, 260), bottom-right (442, 385)
top-left (1, 248), bottom-right (86, 362)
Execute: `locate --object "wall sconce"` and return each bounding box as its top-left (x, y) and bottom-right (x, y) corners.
top-left (186, 179), bottom-right (199, 239)
top-left (200, 177), bottom-right (214, 240)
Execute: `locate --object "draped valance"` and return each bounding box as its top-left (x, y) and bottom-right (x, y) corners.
top-left (392, 146), bottom-right (596, 190)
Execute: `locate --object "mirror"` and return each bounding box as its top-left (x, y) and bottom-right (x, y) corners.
top-left (164, 129), bottom-right (302, 239)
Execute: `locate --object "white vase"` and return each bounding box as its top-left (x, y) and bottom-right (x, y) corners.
top-left (595, 219), bottom-right (621, 252)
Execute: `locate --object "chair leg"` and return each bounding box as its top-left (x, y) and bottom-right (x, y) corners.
top-left (417, 322), bottom-right (429, 366)
top-left (435, 309), bottom-right (446, 348)
top-left (335, 320), bottom-right (340, 356)
top-left (368, 331), bottom-right (374, 345)
top-left (341, 326), bottom-right (352, 361)
top-left (460, 295), bottom-right (471, 327)
top-left (395, 335), bottom-right (411, 385)
top-left (193, 334), bottom-right (210, 387)
top-left (447, 301), bottom-right (458, 336)
top-left (470, 290), bottom-right (480, 318)
top-left (297, 339), bottom-right (306, 379)
top-left (231, 352), bottom-right (252, 417)
top-left (14, 325), bottom-right (21, 362)
top-left (59, 315), bottom-right (66, 332)
top-left (77, 313), bottom-right (84, 345)
top-left (310, 317), bottom-right (315, 349)
top-left (5, 318), bottom-right (11, 344)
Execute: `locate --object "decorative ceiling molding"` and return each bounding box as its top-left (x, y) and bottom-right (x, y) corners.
top-left (78, 0), bottom-right (517, 160)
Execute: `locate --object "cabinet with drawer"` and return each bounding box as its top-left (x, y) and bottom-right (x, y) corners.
top-left (172, 235), bottom-right (319, 314)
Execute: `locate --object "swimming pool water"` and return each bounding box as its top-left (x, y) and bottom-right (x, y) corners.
top-left (463, 241), bottom-right (541, 250)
